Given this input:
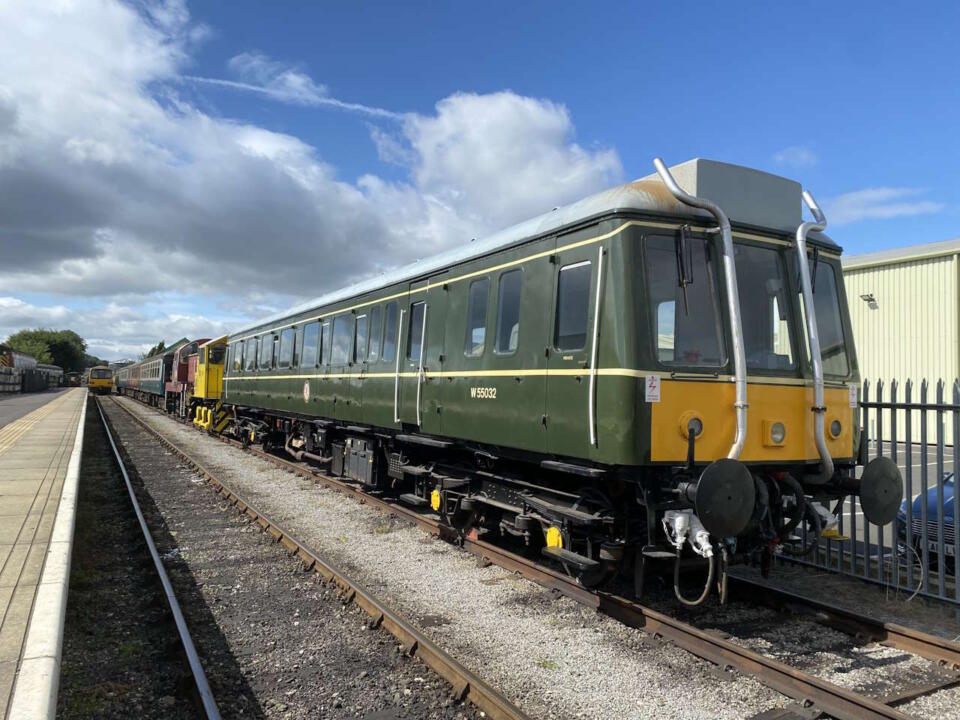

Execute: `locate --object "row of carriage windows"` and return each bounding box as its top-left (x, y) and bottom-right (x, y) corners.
top-left (228, 261), bottom-right (594, 373)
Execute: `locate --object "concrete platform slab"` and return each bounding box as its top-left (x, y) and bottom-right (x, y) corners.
top-left (0, 388), bottom-right (85, 720)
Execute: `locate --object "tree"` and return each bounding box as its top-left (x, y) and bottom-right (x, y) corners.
top-left (5, 336), bottom-right (52, 364)
top-left (5, 329), bottom-right (87, 371)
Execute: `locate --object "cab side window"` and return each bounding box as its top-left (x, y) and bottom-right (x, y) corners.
top-left (554, 261), bottom-right (591, 351)
top-left (465, 278), bottom-right (489, 357)
top-left (408, 302), bottom-right (425, 360)
top-left (495, 270), bottom-right (522, 354)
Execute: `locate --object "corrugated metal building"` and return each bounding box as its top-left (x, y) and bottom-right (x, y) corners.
top-left (843, 237), bottom-right (960, 385)
top-left (842, 237), bottom-right (960, 440)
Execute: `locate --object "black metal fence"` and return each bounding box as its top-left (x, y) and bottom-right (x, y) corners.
top-left (783, 379), bottom-right (960, 606)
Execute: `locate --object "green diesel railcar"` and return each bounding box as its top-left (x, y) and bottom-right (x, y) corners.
top-left (221, 158), bottom-right (901, 601)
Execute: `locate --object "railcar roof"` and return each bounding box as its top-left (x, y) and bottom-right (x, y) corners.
top-left (233, 158), bottom-right (839, 336)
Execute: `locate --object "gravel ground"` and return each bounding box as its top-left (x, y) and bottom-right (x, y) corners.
top-left (101, 400), bottom-right (482, 720)
top-left (58, 398), bottom-right (201, 719)
top-left (112, 397), bottom-right (795, 720)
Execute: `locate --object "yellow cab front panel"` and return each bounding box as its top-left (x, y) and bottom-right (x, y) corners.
top-left (650, 378), bottom-right (855, 463)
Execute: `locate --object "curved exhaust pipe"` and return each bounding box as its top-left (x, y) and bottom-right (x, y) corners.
top-left (795, 191), bottom-right (834, 484)
top-left (653, 158), bottom-right (748, 459)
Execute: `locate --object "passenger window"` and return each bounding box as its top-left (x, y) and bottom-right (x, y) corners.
top-left (382, 302), bottom-right (398, 362)
top-left (495, 270), bottom-right (522, 354)
top-left (331, 315), bottom-right (354, 365)
top-left (355, 314), bottom-right (368, 363)
top-left (245, 338), bottom-right (257, 371)
top-left (293, 326), bottom-right (303, 368)
top-left (555, 261), bottom-right (591, 351)
top-left (464, 278), bottom-right (489, 357)
top-left (233, 342), bottom-right (244, 372)
top-left (278, 328), bottom-right (295, 368)
top-left (321, 322), bottom-right (331, 365)
top-left (408, 302), bottom-right (425, 360)
top-left (368, 306), bottom-right (382, 362)
top-left (301, 322), bottom-right (319, 368)
top-left (259, 334), bottom-right (274, 369)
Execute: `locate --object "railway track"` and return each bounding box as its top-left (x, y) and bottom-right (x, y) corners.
top-left (93, 398), bottom-right (221, 720)
top-left (110, 395), bottom-right (960, 720)
top-left (101, 396), bottom-right (528, 720)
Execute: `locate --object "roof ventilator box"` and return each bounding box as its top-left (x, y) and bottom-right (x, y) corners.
top-left (641, 158), bottom-right (802, 233)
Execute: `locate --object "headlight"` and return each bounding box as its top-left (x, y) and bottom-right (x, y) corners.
top-left (830, 419), bottom-right (842, 438)
top-left (770, 421), bottom-right (786, 445)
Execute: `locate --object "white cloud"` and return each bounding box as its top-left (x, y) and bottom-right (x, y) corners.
top-left (184, 51), bottom-right (401, 119)
top-left (824, 187), bottom-right (944, 225)
top-left (0, 295), bottom-right (239, 361)
top-left (773, 145), bottom-right (818, 168)
top-left (0, 0), bottom-right (622, 360)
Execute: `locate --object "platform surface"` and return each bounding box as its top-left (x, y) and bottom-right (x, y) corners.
top-left (0, 389), bottom-right (86, 718)
top-left (0, 391), bottom-right (70, 432)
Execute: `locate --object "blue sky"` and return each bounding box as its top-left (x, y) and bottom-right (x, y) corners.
top-left (181, 0), bottom-right (959, 251)
top-left (0, 0), bottom-right (957, 359)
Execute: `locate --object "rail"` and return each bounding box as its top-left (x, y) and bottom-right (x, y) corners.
top-left (94, 398), bottom-right (221, 720)
top-left (108, 395), bottom-right (960, 720)
top-left (104, 396), bottom-right (528, 720)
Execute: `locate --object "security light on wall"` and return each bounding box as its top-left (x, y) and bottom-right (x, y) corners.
top-left (860, 293), bottom-right (879, 310)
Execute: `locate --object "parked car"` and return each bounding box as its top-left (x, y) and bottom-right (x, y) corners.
top-left (896, 472), bottom-right (956, 570)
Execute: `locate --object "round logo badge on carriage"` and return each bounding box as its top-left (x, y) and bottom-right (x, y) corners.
top-left (303, 380), bottom-right (310, 403)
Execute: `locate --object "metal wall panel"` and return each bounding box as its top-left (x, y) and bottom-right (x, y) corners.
top-left (844, 253), bottom-right (959, 442)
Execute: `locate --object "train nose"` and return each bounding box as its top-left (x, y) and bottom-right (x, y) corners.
top-left (690, 459), bottom-right (756, 537)
top-left (859, 456), bottom-right (904, 526)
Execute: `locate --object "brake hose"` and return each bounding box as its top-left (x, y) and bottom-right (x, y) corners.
top-left (716, 545), bottom-right (729, 606)
top-left (781, 500), bottom-right (822, 558)
top-left (674, 548), bottom-right (716, 607)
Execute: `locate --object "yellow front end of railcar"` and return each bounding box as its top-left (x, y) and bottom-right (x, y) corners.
top-left (87, 366), bottom-right (113, 395)
top-left (650, 379), bottom-right (857, 463)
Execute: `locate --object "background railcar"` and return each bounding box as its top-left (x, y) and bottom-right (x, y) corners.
top-left (116, 343), bottom-right (186, 406)
top-left (207, 159), bottom-right (906, 601)
top-left (86, 365), bottom-right (113, 394)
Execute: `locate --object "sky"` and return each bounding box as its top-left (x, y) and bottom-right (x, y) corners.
top-left (0, 0), bottom-right (957, 361)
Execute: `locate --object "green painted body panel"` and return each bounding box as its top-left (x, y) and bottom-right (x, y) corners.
top-left (222, 213), bottom-right (860, 469)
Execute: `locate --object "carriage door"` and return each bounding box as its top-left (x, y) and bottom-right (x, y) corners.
top-left (397, 273), bottom-right (448, 433)
top-left (546, 238), bottom-right (603, 460)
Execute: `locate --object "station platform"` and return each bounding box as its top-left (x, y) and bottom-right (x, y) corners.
top-left (0, 389), bottom-right (86, 720)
